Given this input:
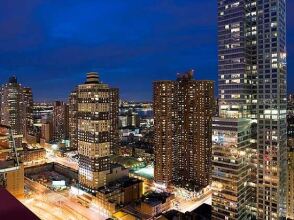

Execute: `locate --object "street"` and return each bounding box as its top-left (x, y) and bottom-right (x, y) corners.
top-left (47, 154), bottom-right (78, 171)
top-left (172, 191), bottom-right (212, 213)
top-left (21, 178), bottom-right (109, 220)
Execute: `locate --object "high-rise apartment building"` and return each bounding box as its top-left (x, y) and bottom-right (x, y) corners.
top-left (109, 88), bottom-right (119, 152)
top-left (69, 89), bottom-right (78, 150)
top-left (22, 87), bottom-right (34, 141)
top-left (213, 0), bottom-right (287, 219)
top-left (52, 101), bottom-right (69, 142)
top-left (0, 76), bottom-right (29, 148)
top-left (73, 72), bottom-right (119, 193)
top-left (69, 86), bottom-right (119, 153)
top-left (154, 80), bottom-right (175, 185)
top-left (154, 71), bottom-right (214, 188)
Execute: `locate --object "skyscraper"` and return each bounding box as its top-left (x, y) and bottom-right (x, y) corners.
top-left (74, 72), bottom-right (119, 193)
top-left (213, 0), bottom-right (287, 219)
top-left (0, 76), bottom-right (28, 148)
top-left (256, 1), bottom-right (287, 218)
top-left (154, 71), bottom-right (214, 188)
top-left (154, 80), bottom-right (175, 185)
top-left (287, 97), bottom-right (294, 218)
top-left (52, 101), bottom-right (69, 142)
top-left (22, 87), bottom-right (34, 141)
top-left (68, 89), bottom-right (78, 150)
top-left (212, 118), bottom-right (252, 219)
top-left (109, 88), bottom-right (119, 153)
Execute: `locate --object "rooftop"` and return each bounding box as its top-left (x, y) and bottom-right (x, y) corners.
top-left (190, 203), bottom-right (211, 219)
top-left (0, 188), bottom-right (39, 220)
top-left (98, 177), bottom-right (142, 195)
top-left (133, 165), bottom-right (154, 180)
top-left (143, 192), bottom-right (172, 207)
top-left (161, 204), bottom-right (211, 220)
top-left (161, 210), bottom-right (182, 220)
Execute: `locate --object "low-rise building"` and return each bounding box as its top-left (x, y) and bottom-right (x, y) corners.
top-left (113, 211), bottom-right (137, 220)
top-left (0, 125), bottom-right (24, 198)
top-left (96, 177), bottom-right (143, 214)
top-left (20, 146), bottom-right (46, 166)
top-left (159, 204), bottom-right (211, 220)
top-left (5, 163), bottom-right (24, 198)
top-left (40, 122), bottom-right (53, 144)
top-left (106, 164), bottom-right (129, 183)
top-left (137, 192), bottom-right (175, 218)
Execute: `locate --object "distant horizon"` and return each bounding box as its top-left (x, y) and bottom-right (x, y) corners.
top-left (2, 72), bottom-right (294, 102)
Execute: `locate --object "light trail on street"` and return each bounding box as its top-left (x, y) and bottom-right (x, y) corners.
top-left (21, 178), bottom-right (109, 220)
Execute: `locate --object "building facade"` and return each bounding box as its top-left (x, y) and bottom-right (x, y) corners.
top-left (288, 148), bottom-right (294, 219)
top-left (69, 89), bottom-right (78, 150)
top-left (154, 71), bottom-right (214, 188)
top-left (0, 76), bottom-right (31, 148)
top-left (212, 118), bottom-right (252, 219)
top-left (40, 121), bottom-right (53, 144)
top-left (213, 0), bottom-right (287, 219)
top-left (287, 99), bottom-right (294, 219)
top-left (74, 72), bottom-right (119, 193)
top-left (52, 101), bottom-right (69, 142)
top-left (109, 88), bottom-right (119, 153)
top-left (22, 87), bottom-right (34, 142)
top-left (153, 80), bottom-right (175, 185)
top-left (256, 0), bottom-right (287, 218)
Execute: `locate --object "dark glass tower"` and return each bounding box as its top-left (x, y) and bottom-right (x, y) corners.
top-left (213, 0), bottom-right (287, 219)
top-left (256, 1), bottom-right (287, 218)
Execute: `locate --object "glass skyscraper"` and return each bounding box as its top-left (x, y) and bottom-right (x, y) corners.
top-left (213, 0), bottom-right (287, 219)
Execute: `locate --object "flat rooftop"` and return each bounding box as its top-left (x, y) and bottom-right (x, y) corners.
top-left (133, 165), bottom-right (154, 180)
top-left (98, 177), bottom-right (142, 195)
top-left (190, 203), bottom-right (211, 219)
top-left (0, 160), bottom-right (15, 169)
top-left (143, 192), bottom-right (172, 207)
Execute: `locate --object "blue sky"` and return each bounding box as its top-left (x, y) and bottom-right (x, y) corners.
top-left (0, 0), bottom-right (293, 101)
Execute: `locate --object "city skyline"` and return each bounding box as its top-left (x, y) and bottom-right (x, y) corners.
top-left (0, 0), bottom-right (293, 101)
top-left (0, 1), bottom-right (293, 220)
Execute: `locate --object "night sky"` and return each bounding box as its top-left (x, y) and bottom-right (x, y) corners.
top-left (0, 0), bottom-right (293, 101)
